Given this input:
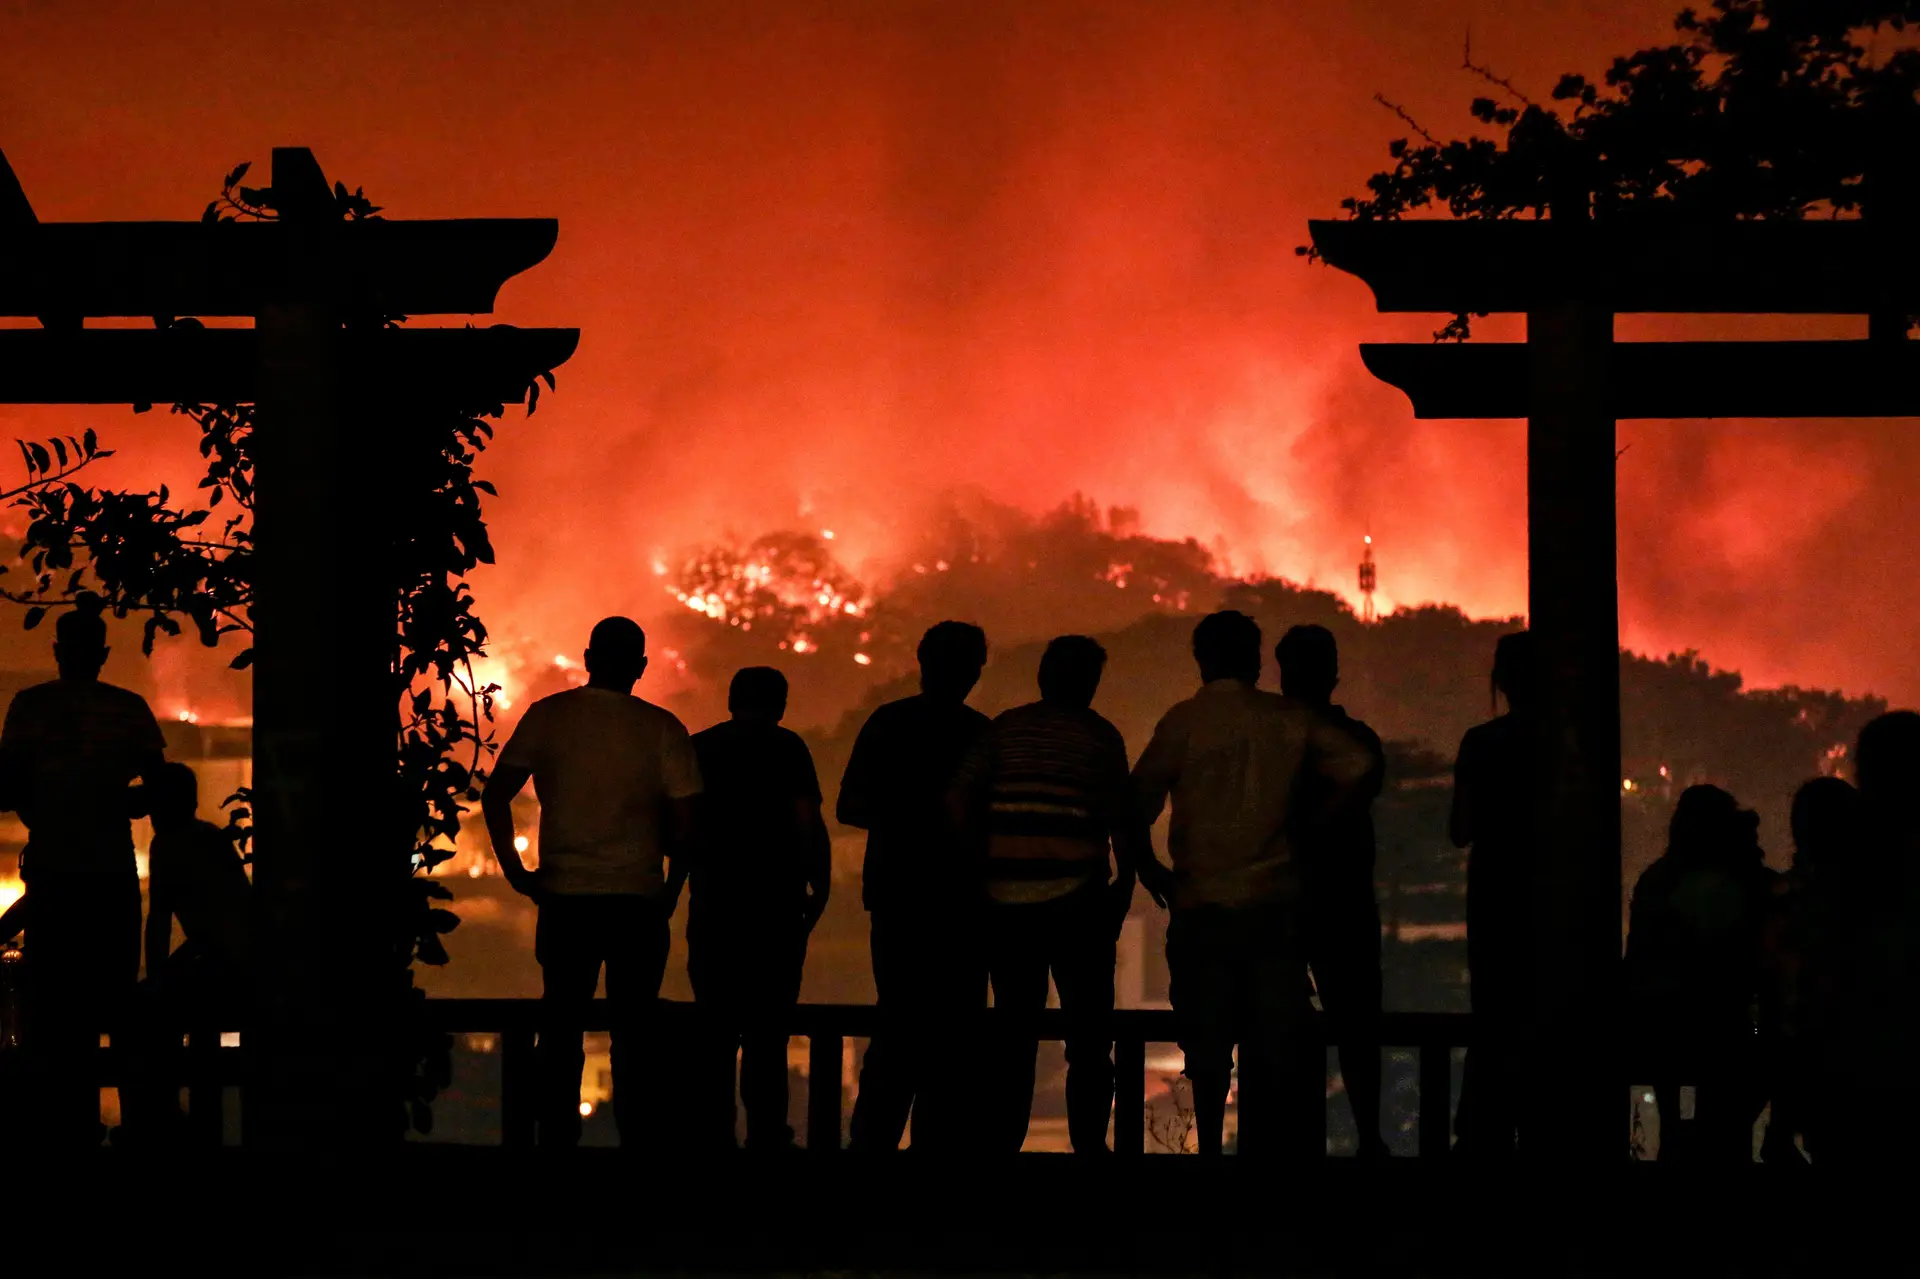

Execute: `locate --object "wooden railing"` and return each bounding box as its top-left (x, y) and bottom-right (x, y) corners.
top-left (94, 1001), bottom-right (1475, 1155)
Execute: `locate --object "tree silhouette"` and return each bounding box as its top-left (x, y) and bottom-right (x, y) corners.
top-left (1306, 0), bottom-right (1920, 338)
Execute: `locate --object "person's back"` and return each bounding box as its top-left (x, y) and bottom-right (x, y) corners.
top-left (1137, 680), bottom-right (1364, 908)
top-left (506, 684), bottom-right (696, 896)
top-left (965, 698), bottom-right (1131, 903)
top-left (147, 817), bottom-right (251, 975)
top-left (2, 680), bottom-right (165, 877)
top-left (840, 692), bottom-right (991, 911)
top-left (691, 718), bottom-right (820, 913)
top-left (1626, 787), bottom-right (1771, 1035)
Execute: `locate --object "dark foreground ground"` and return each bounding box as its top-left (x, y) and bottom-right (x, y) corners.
top-left (14, 1148), bottom-right (1877, 1276)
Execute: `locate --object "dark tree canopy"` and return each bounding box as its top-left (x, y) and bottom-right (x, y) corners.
top-left (1310, 0), bottom-right (1920, 336)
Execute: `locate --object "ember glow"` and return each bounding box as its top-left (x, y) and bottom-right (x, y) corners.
top-left (1, 0), bottom-right (1915, 708)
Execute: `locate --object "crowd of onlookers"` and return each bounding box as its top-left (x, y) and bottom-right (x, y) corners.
top-left (1, 596), bottom-right (1912, 1160)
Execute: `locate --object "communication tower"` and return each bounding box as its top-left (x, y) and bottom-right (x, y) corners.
top-left (1358, 530), bottom-right (1378, 624)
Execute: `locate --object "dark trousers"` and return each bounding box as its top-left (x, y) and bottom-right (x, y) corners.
top-left (984, 887), bottom-right (1116, 1154)
top-left (849, 907), bottom-right (985, 1152)
top-left (1168, 902), bottom-right (1318, 1158)
top-left (1304, 894), bottom-right (1384, 1151)
top-left (1456, 924), bottom-right (1529, 1159)
top-left (688, 908), bottom-right (807, 1150)
top-left (535, 894), bottom-right (671, 1147)
top-left (20, 872), bottom-right (141, 1147)
top-left (121, 950), bottom-right (246, 1143)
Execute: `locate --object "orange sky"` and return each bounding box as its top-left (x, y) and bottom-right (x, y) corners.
top-left (1, 0), bottom-right (1913, 708)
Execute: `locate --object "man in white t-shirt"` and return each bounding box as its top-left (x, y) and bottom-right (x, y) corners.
top-left (483, 616), bottom-right (702, 1146)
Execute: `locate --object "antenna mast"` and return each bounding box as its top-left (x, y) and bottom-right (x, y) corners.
top-left (1358, 526), bottom-right (1378, 624)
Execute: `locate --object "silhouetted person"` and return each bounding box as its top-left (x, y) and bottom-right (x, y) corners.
top-left (688, 667), bottom-right (830, 1152)
top-left (840, 621), bottom-right (990, 1153)
top-left (0, 596), bottom-right (166, 1146)
top-left (1805, 710), bottom-right (1920, 1168)
top-left (122, 761), bottom-right (251, 1142)
top-left (1132, 610), bottom-right (1374, 1158)
top-left (950, 635), bottom-right (1153, 1155)
top-left (484, 617), bottom-right (702, 1147)
top-left (1448, 630), bottom-right (1535, 1159)
top-left (1758, 775), bottom-right (1859, 1164)
top-left (1277, 624), bottom-right (1388, 1159)
top-left (1625, 785), bottom-right (1773, 1163)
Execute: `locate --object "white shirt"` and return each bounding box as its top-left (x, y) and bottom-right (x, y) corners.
top-left (1131, 680), bottom-right (1376, 910)
top-left (496, 686), bottom-right (703, 897)
top-left (0, 678), bottom-right (165, 877)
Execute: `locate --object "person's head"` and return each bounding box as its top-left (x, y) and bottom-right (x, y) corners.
top-left (54, 594), bottom-right (109, 681)
top-left (917, 621), bottom-right (988, 703)
top-left (728, 666), bottom-right (789, 725)
top-left (1791, 776), bottom-right (1860, 873)
top-left (147, 761), bottom-right (201, 830)
top-left (1192, 610), bottom-right (1262, 685)
top-left (1276, 624), bottom-right (1339, 705)
top-left (1666, 784), bottom-right (1760, 866)
top-left (1856, 710), bottom-right (1920, 809)
top-left (583, 616), bottom-right (648, 690)
top-left (1037, 635), bottom-right (1106, 710)
top-left (1491, 630), bottom-right (1537, 715)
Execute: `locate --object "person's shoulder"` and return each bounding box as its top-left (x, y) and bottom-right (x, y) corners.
top-left (630, 695), bottom-right (692, 735)
top-left (691, 718), bottom-right (732, 748)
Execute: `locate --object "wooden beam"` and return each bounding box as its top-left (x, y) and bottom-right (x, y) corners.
top-left (1358, 341), bottom-right (1920, 418)
top-left (0, 218), bottom-right (559, 318)
top-left (0, 326), bottom-right (579, 404)
top-left (1309, 219), bottom-right (1920, 316)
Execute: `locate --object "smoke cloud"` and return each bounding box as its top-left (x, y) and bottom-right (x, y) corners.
top-left (0, 0), bottom-right (1912, 711)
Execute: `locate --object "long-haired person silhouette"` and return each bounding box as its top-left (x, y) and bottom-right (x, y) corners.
top-left (1448, 630), bottom-right (1536, 1160)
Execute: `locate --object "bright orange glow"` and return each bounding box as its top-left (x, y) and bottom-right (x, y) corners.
top-left (1, 2), bottom-right (1911, 707)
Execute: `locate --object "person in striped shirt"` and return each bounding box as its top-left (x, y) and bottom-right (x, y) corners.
top-left (950, 635), bottom-right (1157, 1154)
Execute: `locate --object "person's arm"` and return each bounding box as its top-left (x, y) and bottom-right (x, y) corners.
top-left (482, 762), bottom-right (538, 897)
top-left (835, 713), bottom-right (884, 830)
top-left (1448, 732), bottom-right (1478, 850)
top-left (1128, 711), bottom-right (1183, 904)
top-left (797, 741), bottom-right (831, 932)
top-left (144, 853), bottom-right (173, 981)
top-left (661, 721), bottom-right (704, 911)
top-left (1099, 726), bottom-right (1148, 919)
top-left (1304, 713), bottom-right (1379, 827)
top-left (945, 729), bottom-right (993, 841)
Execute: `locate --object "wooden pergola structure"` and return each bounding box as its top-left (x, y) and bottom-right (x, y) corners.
top-left (0, 145), bottom-right (577, 1144)
top-left (1309, 215), bottom-right (1918, 1160)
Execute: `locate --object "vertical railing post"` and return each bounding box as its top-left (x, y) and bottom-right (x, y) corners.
top-left (808, 1032), bottom-right (844, 1153)
top-left (1419, 1042), bottom-right (1451, 1159)
top-left (189, 1022), bottom-right (223, 1147)
top-left (1114, 1032), bottom-right (1145, 1157)
top-left (501, 1027), bottom-right (536, 1147)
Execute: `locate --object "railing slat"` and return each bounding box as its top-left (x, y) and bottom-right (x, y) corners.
top-left (807, 1033), bottom-right (843, 1154)
top-left (1419, 1042), bottom-right (1451, 1159)
top-left (1113, 1034), bottom-right (1145, 1157)
top-left (501, 1027), bottom-right (537, 1147)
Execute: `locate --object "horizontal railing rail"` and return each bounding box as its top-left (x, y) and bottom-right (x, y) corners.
top-left (67, 1001), bottom-right (1475, 1156)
